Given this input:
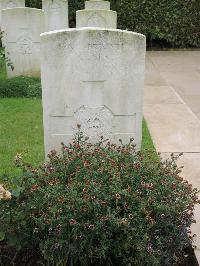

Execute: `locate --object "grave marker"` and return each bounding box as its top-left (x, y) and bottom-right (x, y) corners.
top-left (41, 0), bottom-right (146, 155)
top-left (76, 0), bottom-right (116, 28)
top-left (2, 7), bottom-right (44, 77)
top-left (0, 0), bottom-right (25, 28)
top-left (42, 0), bottom-right (68, 31)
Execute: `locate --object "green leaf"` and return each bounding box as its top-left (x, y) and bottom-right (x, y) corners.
top-left (12, 186), bottom-right (24, 197)
top-left (0, 231), bottom-right (5, 241)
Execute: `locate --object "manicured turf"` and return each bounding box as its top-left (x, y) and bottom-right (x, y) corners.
top-left (0, 98), bottom-right (155, 176)
top-left (0, 98), bottom-right (44, 176)
top-left (142, 119), bottom-right (155, 151)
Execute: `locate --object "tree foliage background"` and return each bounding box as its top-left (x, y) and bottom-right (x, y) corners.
top-left (26, 0), bottom-right (200, 48)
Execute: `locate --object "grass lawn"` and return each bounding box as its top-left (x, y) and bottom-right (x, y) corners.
top-left (142, 119), bottom-right (155, 152)
top-left (0, 98), bottom-right (155, 176)
top-left (0, 98), bottom-right (44, 176)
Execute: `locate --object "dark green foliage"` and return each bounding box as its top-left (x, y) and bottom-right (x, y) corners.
top-left (113, 0), bottom-right (200, 48)
top-left (0, 76), bottom-right (41, 98)
top-left (25, 0), bottom-right (42, 9)
top-left (68, 0), bottom-right (84, 27)
top-left (0, 132), bottom-right (199, 265)
top-left (26, 82), bottom-right (42, 98)
top-left (27, 0), bottom-right (199, 47)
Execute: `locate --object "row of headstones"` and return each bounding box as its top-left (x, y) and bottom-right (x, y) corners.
top-left (1, 0), bottom-right (146, 154)
top-left (0, 0), bottom-right (118, 78)
top-left (0, 0), bottom-right (69, 32)
top-left (40, 0), bottom-right (146, 154)
top-left (0, 0), bottom-right (69, 77)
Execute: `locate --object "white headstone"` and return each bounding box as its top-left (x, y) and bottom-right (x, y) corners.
top-left (2, 7), bottom-right (44, 78)
top-left (0, 0), bottom-right (25, 28)
top-left (85, 0), bottom-right (110, 10)
top-left (42, 0), bottom-right (68, 31)
top-left (76, 0), bottom-right (117, 28)
top-left (41, 28), bottom-right (146, 155)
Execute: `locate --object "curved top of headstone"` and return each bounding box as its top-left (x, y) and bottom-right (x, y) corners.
top-left (41, 27), bottom-right (145, 40)
top-left (76, 0), bottom-right (117, 28)
top-left (1, 6), bottom-right (44, 14)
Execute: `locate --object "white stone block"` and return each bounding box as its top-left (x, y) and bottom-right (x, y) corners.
top-left (85, 0), bottom-right (110, 10)
top-left (41, 28), bottom-right (146, 155)
top-left (76, 10), bottom-right (117, 28)
top-left (42, 0), bottom-right (68, 31)
top-left (2, 7), bottom-right (44, 78)
top-left (0, 0), bottom-right (25, 28)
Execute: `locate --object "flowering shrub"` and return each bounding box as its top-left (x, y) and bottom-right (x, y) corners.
top-left (0, 132), bottom-right (199, 265)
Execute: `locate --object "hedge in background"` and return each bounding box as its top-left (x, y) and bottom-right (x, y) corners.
top-left (0, 76), bottom-right (42, 98)
top-left (27, 0), bottom-right (200, 48)
top-left (67, 0), bottom-right (200, 48)
top-left (114, 0), bottom-right (200, 48)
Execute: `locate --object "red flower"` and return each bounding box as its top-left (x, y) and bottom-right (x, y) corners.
top-left (84, 160), bottom-right (91, 167)
top-left (69, 219), bottom-right (77, 226)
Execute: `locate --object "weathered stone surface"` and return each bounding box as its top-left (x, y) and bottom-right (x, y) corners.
top-left (0, 0), bottom-right (25, 28)
top-left (76, 0), bottom-right (116, 28)
top-left (2, 7), bottom-right (44, 77)
top-left (42, 0), bottom-right (68, 31)
top-left (41, 28), bottom-right (146, 155)
top-left (76, 10), bottom-right (117, 28)
top-left (85, 0), bottom-right (110, 10)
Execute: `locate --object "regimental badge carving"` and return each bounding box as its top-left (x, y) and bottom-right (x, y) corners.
top-left (17, 36), bottom-right (34, 54)
top-left (73, 106), bottom-right (113, 142)
top-left (87, 13), bottom-right (106, 27)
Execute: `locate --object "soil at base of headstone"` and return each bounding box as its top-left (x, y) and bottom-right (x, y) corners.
top-left (146, 38), bottom-right (197, 50)
top-left (176, 246), bottom-right (199, 266)
top-left (0, 244), bottom-right (199, 265)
